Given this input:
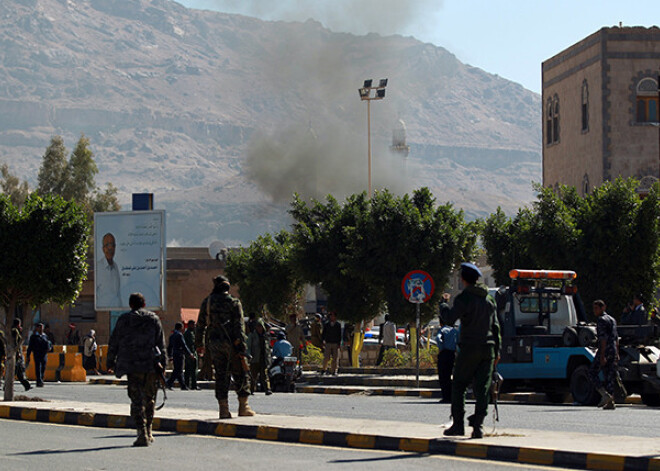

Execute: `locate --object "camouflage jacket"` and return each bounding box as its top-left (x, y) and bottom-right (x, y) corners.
top-left (107, 308), bottom-right (166, 377)
top-left (196, 289), bottom-right (246, 352)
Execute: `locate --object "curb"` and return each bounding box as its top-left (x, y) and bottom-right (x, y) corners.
top-left (0, 403), bottom-right (656, 471)
top-left (86, 379), bottom-right (644, 404)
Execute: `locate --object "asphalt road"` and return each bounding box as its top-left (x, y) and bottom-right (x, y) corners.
top-left (0, 419), bottom-right (569, 471)
top-left (11, 381), bottom-right (660, 438)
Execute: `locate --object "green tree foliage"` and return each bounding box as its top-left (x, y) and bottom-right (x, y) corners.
top-left (0, 193), bottom-right (90, 400)
top-left (36, 134), bottom-right (119, 215)
top-left (482, 178), bottom-right (660, 318)
top-left (224, 231), bottom-right (303, 319)
top-left (345, 188), bottom-right (479, 325)
top-left (0, 164), bottom-right (29, 210)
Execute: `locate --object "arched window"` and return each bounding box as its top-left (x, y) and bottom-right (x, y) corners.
top-left (582, 173), bottom-right (590, 195)
top-left (636, 77), bottom-right (658, 123)
top-left (581, 80), bottom-right (589, 132)
top-left (546, 95), bottom-right (560, 145)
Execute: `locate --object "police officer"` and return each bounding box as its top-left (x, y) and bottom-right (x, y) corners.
top-left (107, 293), bottom-right (166, 447)
top-left (183, 320), bottom-right (198, 390)
top-left (589, 299), bottom-right (619, 410)
top-left (440, 262), bottom-right (500, 439)
top-left (196, 275), bottom-right (255, 419)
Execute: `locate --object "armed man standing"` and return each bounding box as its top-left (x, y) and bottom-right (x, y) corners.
top-left (589, 299), bottom-right (619, 410)
top-left (196, 275), bottom-right (255, 419)
top-left (440, 262), bottom-right (500, 439)
top-left (107, 293), bottom-right (166, 447)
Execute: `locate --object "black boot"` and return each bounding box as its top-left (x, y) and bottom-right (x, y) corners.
top-left (443, 413), bottom-right (464, 436)
top-left (22, 380), bottom-right (31, 391)
top-left (468, 414), bottom-right (485, 439)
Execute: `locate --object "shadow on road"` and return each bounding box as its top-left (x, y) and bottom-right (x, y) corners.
top-left (330, 452), bottom-right (427, 464)
top-left (9, 445), bottom-right (130, 455)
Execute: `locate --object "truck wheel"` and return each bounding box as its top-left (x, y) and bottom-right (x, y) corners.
top-left (570, 365), bottom-right (599, 405)
top-left (641, 393), bottom-right (660, 407)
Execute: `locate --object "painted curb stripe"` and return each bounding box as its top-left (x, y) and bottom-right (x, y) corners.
top-left (4, 406), bottom-right (660, 470)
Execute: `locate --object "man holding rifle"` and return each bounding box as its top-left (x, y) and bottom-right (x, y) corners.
top-left (107, 292), bottom-right (166, 447)
top-left (196, 275), bottom-right (255, 419)
top-left (440, 263), bottom-right (501, 439)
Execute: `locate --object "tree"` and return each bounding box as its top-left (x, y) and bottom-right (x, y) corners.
top-left (482, 178), bottom-right (660, 318)
top-left (37, 135), bottom-right (69, 196)
top-left (0, 164), bottom-right (29, 210)
top-left (225, 231), bottom-right (303, 320)
top-left (64, 134), bottom-right (98, 203)
top-left (0, 193), bottom-right (90, 401)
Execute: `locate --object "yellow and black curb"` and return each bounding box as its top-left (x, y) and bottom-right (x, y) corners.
top-left (0, 404), bottom-right (656, 470)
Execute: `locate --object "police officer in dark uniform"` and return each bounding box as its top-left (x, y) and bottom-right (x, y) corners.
top-left (107, 293), bottom-right (166, 447)
top-left (196, 275), bottom-right (254, 419)
top-left (440, 262), bottom-right (500, 439)
top-left (589, 299), bottom-right (619, 410)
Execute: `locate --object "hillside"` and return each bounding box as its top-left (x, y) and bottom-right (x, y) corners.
top-left (0, 0), bottom-right (541, 245)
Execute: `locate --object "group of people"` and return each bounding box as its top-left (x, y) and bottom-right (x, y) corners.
top-left (107, 275), bottom-right (255, 447)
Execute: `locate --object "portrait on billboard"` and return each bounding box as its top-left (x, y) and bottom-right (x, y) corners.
top-left (94, 211), bottom-right (166, 311)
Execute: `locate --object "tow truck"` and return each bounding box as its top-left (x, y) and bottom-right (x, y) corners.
top-left (496, 269), bottom-right (660, 406)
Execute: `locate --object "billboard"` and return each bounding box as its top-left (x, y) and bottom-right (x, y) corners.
top-left (94, 210), bottom-right (166, 311)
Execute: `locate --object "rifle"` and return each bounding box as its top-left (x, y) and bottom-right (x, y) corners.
top-left (491, 369), bottom-right (503, 422)
top-left (154, 347), bottom-right (167, 411)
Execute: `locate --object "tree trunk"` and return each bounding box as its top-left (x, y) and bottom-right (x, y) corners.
top-left (3, 355), bottom-right (15, 401)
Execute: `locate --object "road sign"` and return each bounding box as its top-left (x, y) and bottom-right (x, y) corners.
top-left (401, 270), bottom-right (435, 304)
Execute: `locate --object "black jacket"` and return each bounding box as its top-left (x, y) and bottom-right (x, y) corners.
top-left (27, 332), bottom-right (51, 360)
top-left (167, 330), bottom-right (192, 359)
top-left (322, 321), bottom-right (342, 344)
top-left (441, 282), bottom-right (501, 354)
top-left (107, 308), bottom-right (166, 377)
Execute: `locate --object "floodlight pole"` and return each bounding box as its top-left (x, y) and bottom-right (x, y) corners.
top-left (359, 79), bottom-right (387, 199)
top-left (367, 98), bottom-right (372, 198)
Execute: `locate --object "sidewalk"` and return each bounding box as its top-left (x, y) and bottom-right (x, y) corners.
top-left (1, 399), bottom-right (658, 470)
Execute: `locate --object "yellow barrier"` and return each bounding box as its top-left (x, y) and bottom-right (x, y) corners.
top-left (25, 357), bottom-right (36, 381)
top-left (97, 345), bottom-right (108, 372)
top-left (43, 352), bottom-right (62, 381)
top-left (52, 345), bottom-right (66, 353)
top-left (67, 345), bottom-right (80, 353)
top-left (60, 353), bottom-right (86, 382)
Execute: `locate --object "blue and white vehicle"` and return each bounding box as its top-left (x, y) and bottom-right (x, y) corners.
top-left (496, 269), bottom-right (660, 405)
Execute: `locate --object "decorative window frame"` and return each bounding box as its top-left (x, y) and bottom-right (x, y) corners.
top-left (630, 71), bottom-right (660, 126)
top-left (546, 95), bottom-right (560, 146)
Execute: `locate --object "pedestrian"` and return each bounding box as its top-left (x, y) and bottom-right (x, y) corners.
top-left (621, 293), bottom-right (647, 325)
top-left (183, 320), bottom-right (199, 390)
top-left (166, 322), bottom-right (194, 390)
top-left (285, 314), bottom-right (305, 359)
top-left (589, 300), bottom-right (619, 410)
top-left (195, 275), bottom-right (255, 419)
top-left (440, 262), bottom-right (500, 439)
top-left (11, 319), bottom-right (31, 391)
top-left (436, 319), bottom-right (458, 403)
top-left (376, 314), bottom-right (397, 366)
top-left (107, 292), bottom-right (167, 447)
top-left (247, 319), bottom-right (272, 395)
top-left (82, 329), bottom-right (99, 374)
top-left (310, 314), bottom-right (323, 349)
top-left (65, 323), bottom-right (81, 346)
top-left (26, 323), bottom-right (51, 388)
top-left (321, 312), bottom-right (342, 375)
top-left (44, 324), bottom-right (55, 352)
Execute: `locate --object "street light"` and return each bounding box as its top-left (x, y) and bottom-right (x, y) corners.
top-left (358, 78), bottom-right (388, 198)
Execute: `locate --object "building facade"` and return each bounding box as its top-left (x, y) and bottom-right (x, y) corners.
top-left (543, 26), bottom-right (660, 195)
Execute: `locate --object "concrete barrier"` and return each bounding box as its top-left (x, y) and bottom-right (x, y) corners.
top-left (66, 345), bottom-right (80, 353)
top-left (43, 352), bottom-right (62, 382)
top-left (97, 345), bottom-right (108, 372)
top-left (52, 345), bottom-right (66, 353)
top-left (60, 353), bottom-right (86, 382)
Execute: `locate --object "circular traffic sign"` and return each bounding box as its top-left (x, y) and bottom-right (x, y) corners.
top-left (401, 270), bottom-right (435, 304)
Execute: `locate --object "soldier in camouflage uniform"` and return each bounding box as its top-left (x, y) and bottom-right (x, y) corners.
top-left (107, 293), bottom-right (166, 446)
top-left (196, 275), bottom-right (255, 419)
top-left (589, 299), bottom-right (619, 410)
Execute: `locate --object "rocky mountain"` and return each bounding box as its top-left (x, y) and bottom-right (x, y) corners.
top-left (0, 0), bottom-right (541, 246)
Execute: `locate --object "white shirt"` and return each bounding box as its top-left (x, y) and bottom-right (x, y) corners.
top-left (96, 258), bottom-right (121, 308)
top-left (382, 321), bottom-right (397, 347)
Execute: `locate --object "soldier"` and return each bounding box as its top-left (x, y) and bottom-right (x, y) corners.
top-left (107, 293), bottom-right (166, 447)
top-left (11, 319), bottom-right (31, 391)
top-left (247, 319), bottom-right (272, 395)
top-left (440, 262), bottom-right (500, 439)
top-left (196, 275), bottom-right (255, 419)
top-left (589, 299), bottom-right (619, 410)
top-left (183, 320), bottom-right (198, 390)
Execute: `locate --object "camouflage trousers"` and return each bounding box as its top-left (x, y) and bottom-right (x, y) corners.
top-left (127, 372), bottom-right (158, 432)
top-left (588, 354), bottom-right (618, 395)
top-left (208, 341), bottom-right (250, 401)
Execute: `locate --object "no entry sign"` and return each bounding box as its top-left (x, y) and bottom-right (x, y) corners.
top-left (401, 270), bottom-right (435, 304)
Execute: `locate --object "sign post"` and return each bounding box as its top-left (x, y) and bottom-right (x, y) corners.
top-left (401, 270), bottom-right (435, 388)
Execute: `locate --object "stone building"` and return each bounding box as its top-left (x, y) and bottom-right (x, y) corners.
top-left (543, 26), bottom-right (660, 195)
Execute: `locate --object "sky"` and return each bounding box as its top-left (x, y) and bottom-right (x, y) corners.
top-left (177, 0), bottom-right (660, 94)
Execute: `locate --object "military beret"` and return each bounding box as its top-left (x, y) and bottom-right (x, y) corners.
top-left (460, 262), bottom-right (482, 278)
top-left (213, 275), bottom-right (229, 285)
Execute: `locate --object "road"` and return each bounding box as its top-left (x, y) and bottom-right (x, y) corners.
top-left (14, 381), bottom-right (660, 438)
top-left (0, 419), bottom-right (569, 471)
